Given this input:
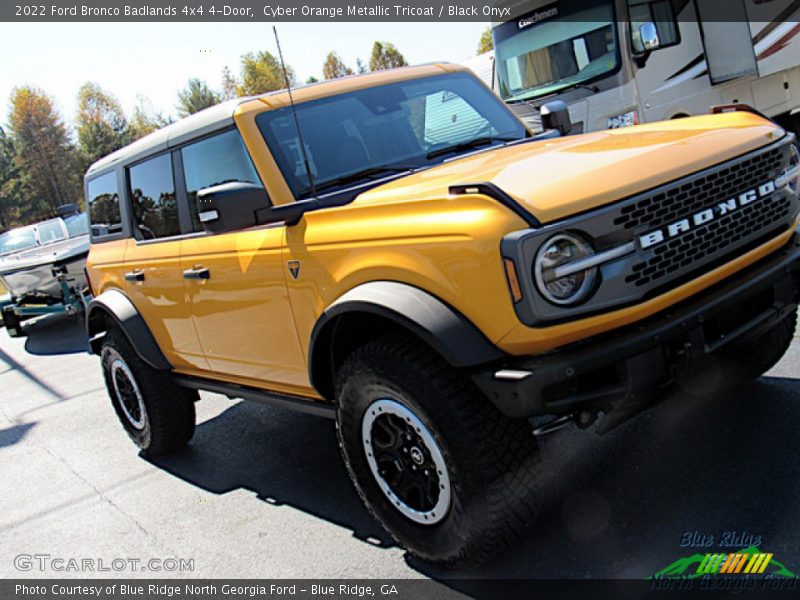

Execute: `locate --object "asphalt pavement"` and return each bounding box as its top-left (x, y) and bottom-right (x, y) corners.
top-left (1, 313), bottom-right (799, 588)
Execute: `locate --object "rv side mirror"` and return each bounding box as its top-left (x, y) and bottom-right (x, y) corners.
top-left (638, 22), bottom-right (661, 52)
top-left (540, 100), bottom-right (572, 137)
top-left (196, 181), bottom-right (269, 233)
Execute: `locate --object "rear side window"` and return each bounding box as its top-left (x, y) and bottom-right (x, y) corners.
top-left (181, 129), bottom-right (262, 231)
top-left (87, 172), bottom-right (122, 239)
top-left (128, 154), bottom-right (180, 240)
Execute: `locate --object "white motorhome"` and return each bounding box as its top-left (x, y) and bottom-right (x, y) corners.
top-left (471, 0), bottom-right (800, 134)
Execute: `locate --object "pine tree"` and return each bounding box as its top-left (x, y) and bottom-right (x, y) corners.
top-left (368, 42), bottom-right (408, 71)
top-left (176, 78), bottom-right (221, 117)
top-left (236, 51), bottom-right (296, 96)
top-left (322, 52), bottom-right (354, 79)
top-left (8, 86), bottom-right (81, 214)
top-left (76, 82), bottom-right (129, 170)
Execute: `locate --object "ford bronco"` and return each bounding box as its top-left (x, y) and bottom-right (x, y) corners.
top-left (84, 64), bottom-right (800, 567)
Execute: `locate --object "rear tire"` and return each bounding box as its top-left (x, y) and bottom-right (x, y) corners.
top-left (335, 333), bottom-right (541, 568)
top-left (101, 328), bottom-right (197, 456)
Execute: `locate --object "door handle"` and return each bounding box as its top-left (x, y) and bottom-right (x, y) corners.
top-left (183, 266), bottom-right (210, 280)
top-left (124, 270), bottom-right (145, 282)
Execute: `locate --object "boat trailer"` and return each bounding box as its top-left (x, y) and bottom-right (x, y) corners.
top-left (1, 267), bottom-right (91, 337)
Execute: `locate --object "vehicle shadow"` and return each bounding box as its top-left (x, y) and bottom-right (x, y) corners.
top-left (148, 399), bottom-right (395, 548)
top-left (144, 373), bottom-right (800, 586)
top-left (23, 314), bottom-right (89, 356)
top-left (417, 375), bottom-right (800, 592)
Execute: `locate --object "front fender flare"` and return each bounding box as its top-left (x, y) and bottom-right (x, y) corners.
top-left (308, 281), bottom-right (504, 396)
top-left (85, 289), bottom-right (171, 370)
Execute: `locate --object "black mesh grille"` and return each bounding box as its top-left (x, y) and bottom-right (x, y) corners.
top-left (619, 146), bottom-right (789, 288)
top-left (613, 145), bottom-right (784, 232)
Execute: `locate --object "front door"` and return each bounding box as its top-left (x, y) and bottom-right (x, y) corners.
top-left (178, 129), bottom-right (307, 393)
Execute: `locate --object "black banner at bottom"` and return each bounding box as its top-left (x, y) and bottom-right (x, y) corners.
top-left (4, 578), bottom-right (800, 600)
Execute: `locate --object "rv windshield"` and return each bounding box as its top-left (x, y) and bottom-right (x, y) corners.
top-left (0, 226), bottom-right (37, 256)
top-left (494, 1), bottom-right (619, 102)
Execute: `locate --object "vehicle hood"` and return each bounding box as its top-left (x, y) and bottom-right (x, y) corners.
top-left (0, 236), bottom-right (90, 274)
top-left (356, 112), bottom-right (785, 224)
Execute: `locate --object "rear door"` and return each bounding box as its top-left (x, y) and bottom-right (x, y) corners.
top-left (178, 129), bottom-right (307, 393)
top-left (123, 152), bottom-right (208, 372)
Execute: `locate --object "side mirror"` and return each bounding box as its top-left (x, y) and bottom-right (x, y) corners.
top-left (540, 100), bottom-right (572, 137)
top-left (639, 22), bottom-right (661, 52)
top-left (196, 182), bottom-right (269, 233)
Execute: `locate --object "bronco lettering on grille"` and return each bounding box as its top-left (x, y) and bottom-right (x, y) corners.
top-left (638, 180), bottom-right (778, 249)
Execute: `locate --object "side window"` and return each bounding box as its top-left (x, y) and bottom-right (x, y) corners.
top-left (181, 129), bottom-right (262, 231)
top-left (87, 171), bottom-right (122, 239)
top-left (128, 153), bottom-right (180, 240)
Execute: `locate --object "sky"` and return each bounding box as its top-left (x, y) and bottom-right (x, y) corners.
top-left (0, 22), bottom-right (489, 129)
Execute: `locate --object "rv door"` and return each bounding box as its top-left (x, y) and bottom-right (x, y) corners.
top-left (695, 0), bottom-right (758, 84)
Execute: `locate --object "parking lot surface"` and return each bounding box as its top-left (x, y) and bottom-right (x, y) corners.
top-left (1, 314), bottom-right (799, 587)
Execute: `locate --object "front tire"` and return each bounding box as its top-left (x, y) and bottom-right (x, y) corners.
top-left (335, 334), bottom-right (541, 568)
top-left (101, 329), bottom-right (197, 456)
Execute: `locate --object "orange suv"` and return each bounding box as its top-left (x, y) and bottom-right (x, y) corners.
top-left (84, 64), bottom-right (800, 566)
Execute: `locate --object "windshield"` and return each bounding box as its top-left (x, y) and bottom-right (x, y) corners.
top-left (0, 227), bottom-right (37, 256)
top-left (256, 72), bottom-right (527, 198)
top-left (494, 1), bottom-right (619, 102)
top-left (64, 213), bottom-right (90, 238)
top-left (36, 219), bottom-right (67, 244)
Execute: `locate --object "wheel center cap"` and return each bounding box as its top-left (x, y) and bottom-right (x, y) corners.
top-left (409, 446), bottom-right (424, 465)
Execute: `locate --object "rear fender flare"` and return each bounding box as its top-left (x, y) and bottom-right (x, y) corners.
top-left (85, 289), bottom-right (171, 370)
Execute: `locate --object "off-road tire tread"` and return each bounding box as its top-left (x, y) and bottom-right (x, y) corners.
top-left (335, 333), bottom-right (541, 568)
top-left (102, 328), bottom-right (196, 457)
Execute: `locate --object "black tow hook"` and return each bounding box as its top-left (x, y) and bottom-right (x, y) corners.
top-left (531, 411), bottom-right (598, 437)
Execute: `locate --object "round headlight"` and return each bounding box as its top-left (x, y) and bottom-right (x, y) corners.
top-left (534, 233), bottom-right (597, 305)
top-left (787, 144), bottom-right (799, 195)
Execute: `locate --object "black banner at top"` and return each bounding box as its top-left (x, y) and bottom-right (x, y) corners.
top-left (2, 0), bottom-right (799, 22)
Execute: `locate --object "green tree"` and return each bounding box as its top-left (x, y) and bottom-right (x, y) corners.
top-left (236, 51), bottom-right (296, 96)
top-left (0, 126), bottom-right (22, 229)
top-left (177, 78), bottom-right (221, 117)
top-left (75, 82), bottom-right (129, 171)
top-left (322, 52), bottom-right (353, 80)
top-left (128, 95), bottom-right (172, 141)
top-left (305, 76), bottom-right (319, 84)
top-left (368, 41), bottom-right (408, 71)
top-left (477, 27), bottom-right (494, 54)
top-left (8, 86), bottom-right (81, 215)
top-left (356, 58), bottom-right (369, 74)
top-left (221, 66), bottom-right (238, 100)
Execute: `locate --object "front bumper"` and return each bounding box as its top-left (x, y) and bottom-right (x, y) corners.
top-left (473, 233), bottom-right (800, 431)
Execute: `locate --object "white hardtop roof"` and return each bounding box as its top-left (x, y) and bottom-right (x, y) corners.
top-left (85, 97), bottom-right (251, 178)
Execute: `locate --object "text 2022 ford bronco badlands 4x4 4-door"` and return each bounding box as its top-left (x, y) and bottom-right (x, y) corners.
top-left (84, 64), bottom-right (800, 567)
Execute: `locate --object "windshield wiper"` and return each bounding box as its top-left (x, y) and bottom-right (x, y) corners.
top-left (425, 136), bottom-right (520, 160)
top-left (302, 164), bottom-right (418, 196)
